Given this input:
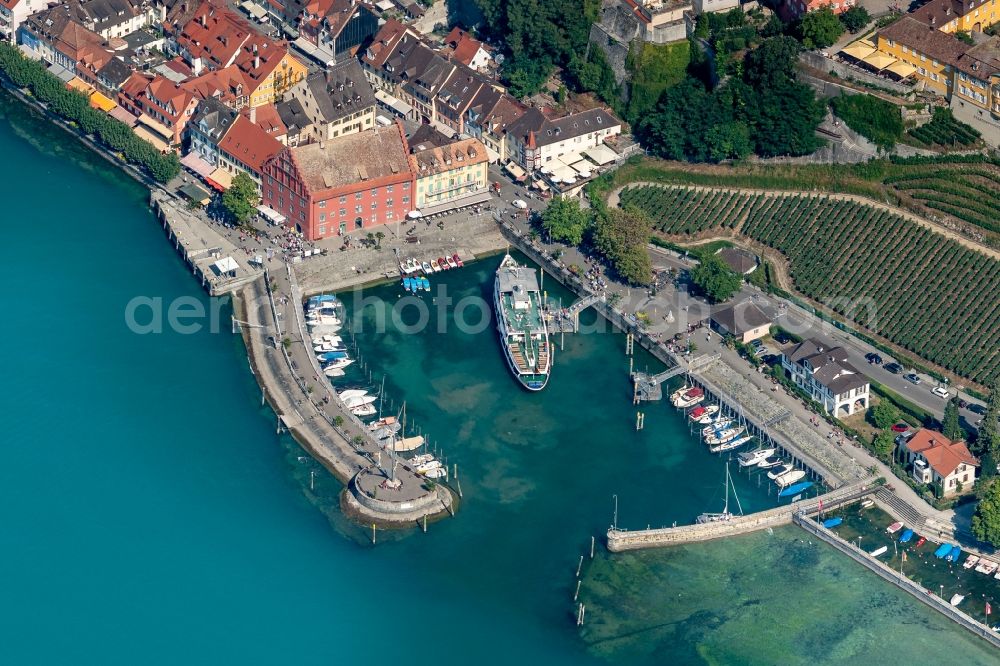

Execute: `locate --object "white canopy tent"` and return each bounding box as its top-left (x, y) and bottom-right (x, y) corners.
top-left (212, 257), bottom-right (239, 276)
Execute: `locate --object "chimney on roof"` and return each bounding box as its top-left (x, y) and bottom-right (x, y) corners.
top-left (254, 55), bottom-right (260, 69)
top-left (253, 43), bottom-right (258, 54)
top-left (250, 106), bottom-right (256, 124)
top-left (201, 13), bottom-right (206, 27)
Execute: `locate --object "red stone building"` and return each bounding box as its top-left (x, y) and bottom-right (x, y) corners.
top-left (261, 122), bottom-right (415, 240)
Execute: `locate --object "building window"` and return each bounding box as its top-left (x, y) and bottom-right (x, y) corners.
top-left (355, 205), bottom-right (362, 213)
top-left (319, 225), bottom-right (326, 235)
top-left (340, 195), bottom-right (346, 203)
top-left (319, 213), bottom-right (326, 222)
top-left (318, 201), bottom-right (326, 208)
top-left (355, 192), bottom-right (362, 200)
top-left (371, 202), bottom-right (377, 210)
top-left (339, 208), bottom-right (346, 216)
top-left (355, 217), bottom-right (363, 229)
top-left (403, 182), bottom-right (410, 189)
top-left (370, 188), bottom-right (377, 196)
top-left (386, 199), bottom-right (393, 207)
top-left (386, 185), bottom-right (393, 193)
top-left (402, 196), bottom-right (409, 204)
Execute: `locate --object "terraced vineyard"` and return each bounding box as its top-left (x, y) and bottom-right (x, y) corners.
top-left (620, 185), bottom-right (1000, 385)
top-left (883, 169), bottom-right (1000, 234)
top-left (906, 110), bottom-right (980, 148)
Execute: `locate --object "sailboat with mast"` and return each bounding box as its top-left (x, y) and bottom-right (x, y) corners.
top-left (696, 463), bottom-right (744, 524)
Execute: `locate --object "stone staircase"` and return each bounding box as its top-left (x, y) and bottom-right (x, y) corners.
top-left (874, 486), bottom-right (928, 531)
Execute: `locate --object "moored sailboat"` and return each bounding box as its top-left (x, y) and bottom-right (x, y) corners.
top-left (696, 463), bottom-right (744, 524)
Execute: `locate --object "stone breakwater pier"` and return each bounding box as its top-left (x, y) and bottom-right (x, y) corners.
top-left (236, 270), bottom-right (454, 527)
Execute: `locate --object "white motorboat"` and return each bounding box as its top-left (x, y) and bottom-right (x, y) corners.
top-left (409, 453), bottom-right (434, 466)
top-left (322, 357), bottom-right (354, 370)
top-left (314, 342), bottom-right (347, 354)
top-left (697, 464), bottom-right (743, 524)
top-left (351, 404), bottom-right (377, 417)
top-left (343, 394), bottom-right (377, 409)
top-left (701, 419), bottom-right (733, 437)
top-left (709, 435), bottom-right (753, 454)
top-left (950, 593), bottom-right (966, 607)
top-left (669, 386), bottom-right (690, 402)
top-left (421, 261), bottom-right (433, 274)
top-left (963, 555), bottom-right (980, 570)
top-left (338, 389), bottom-right (369, 401)
top-left (423, 467), bottom-right (448, 479)
top-left (446, 256), bottom-right (458, 269)
top-left (774, 469), bottom-right (807, 488)
top-left (768, 464), bottom-right (794, 480)
top-left (758, 456), bottom-right (784, 469)
top-left (688, 404), bottom-right (719, 422)
top-left (368, 416), bottom-right (399, 432)
top-left (705, 425), bottom-right (746, 446)
top-left (870, 546), bottom-right (889, 558)
top-left (672, 387), bottom-right (705, 409)
top-left (312, 335), bottom-right (344, 346)
top-left (737, 448), bottom-right (776, 467)
top-left (323, 367), bottom-right (345, 378)
top-left (416, 460), bottom-right (442, 474)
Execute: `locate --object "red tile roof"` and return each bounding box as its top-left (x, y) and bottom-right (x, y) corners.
top-left (177, 2), bottom-right (253, 68)
top-left (181, 65), bottom-right (249, 105)
top-left (905, 428), bottom-right (978, 477)
top-left (285, 122), bottom-right (413, 192)
top-left (218, 116), bottom-right (284, 173)
top-left (243, 103), bottom-right (286, 136)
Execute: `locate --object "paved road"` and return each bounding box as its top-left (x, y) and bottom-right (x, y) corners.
top-left (642, 246), bottom-right (987, 431)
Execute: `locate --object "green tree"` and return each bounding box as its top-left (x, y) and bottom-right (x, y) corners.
top-left (873, 431), bottom-right (895, 461)
top-left (541, 197), bottom-right (589, 245)
top-left (976, 380), bottom-right (1000, 471)
top-left (222, 172), bottom-right (260, 224)
top-left (941, 397), bottom-right (963, 441)
top-left (592, 207), bottom-right (653, 285)
top-left (689, 254), bottom-right (741, 303)
top-left (799, 6), bottom-right (844, 49)
top-left (830, 93), bottom-right (903, 150)
top-left (839, 6), bottom-right (871, 33)
top-left (870, 399), bottom-right (900, 430)
top-left (971, 478), bottom-right (1000, 546)
top-left (374, 231), bottom-right (385, 248)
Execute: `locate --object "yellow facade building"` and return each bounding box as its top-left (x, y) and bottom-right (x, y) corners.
top-left (410, 137), bottom-right (489, 214)
top-left (912, 0), bottom-right (999, 34)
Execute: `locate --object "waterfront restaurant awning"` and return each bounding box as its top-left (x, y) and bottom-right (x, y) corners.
top-left (138, 113), bottom-right (173, 141)
top-left (66, 77), bottom-right (95, 95)
top-left (207, 168), bottom-right (233, 191)
top-left (133, 125), bottom-right (171, 153)
top-left (212, 256), bottom-right (239, 275)
top-left (47, 63), bottom-right (76, 83)
top-left (109, 106), bottom-right (138, 127)
top-left (504, 161), bottom-right (527, 181)
top-left (885, 60), bottom-right (917, 79)
top-left (240, 0), bottom-right (268, 20)
top-left (583, 144), bottom-right (618, 166)
top-left (257, 204), bottom-right (286, 225)
top-left (179, 182), bottom-right (212, 206)
top-left (840, 41), bottom-right (876, 62)
top-left (862, 51), bottom-right (898, 71)
top-left (181, 152), bottom-right (216, 180)
top-left (89, 91), bottom-right (117, 112)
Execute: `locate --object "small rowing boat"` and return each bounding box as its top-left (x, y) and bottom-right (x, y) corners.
top-left (899, 528), bottom-right (914, 543)
top-left (946, 545), bottom-right (962, 562)
top-left (950, 593), bottom-right (965, 607)
top-left (963, 555), bottom-right (980, 569)
top-left (934, 543), bottom-right (954, 558)
top-left (886, 521), bottom-right (904, 534)
top-left (446, 255), bottom-right (458, 269)
top-left (914, 536), bottom-right (926, 547)
top-left (870, 546), bottom-right (888, 557)
top-left (452, 253), bottom-right (463, 267)
top-left (822, 517), bottom-right (843, 529)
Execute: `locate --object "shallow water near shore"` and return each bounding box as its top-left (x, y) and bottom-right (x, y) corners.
top-left (1, 89), bottom-right (997, 664)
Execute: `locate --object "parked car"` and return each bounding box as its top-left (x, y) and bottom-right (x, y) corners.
top-left (969, 403), bottom-right (988, 415)
top-left (932, 386), bottom-right (950, 399)
top-left (885, 363), bottom-right (903, 374)
top-left (956, 398), bottom-right (968, 409)
top-left (865, 352), bottom-right (883, 365)
top-left (891, 422), bottom-right (910, 433)
top-left (904, 373), bottom-right (922, 385)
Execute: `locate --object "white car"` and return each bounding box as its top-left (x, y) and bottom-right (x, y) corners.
top-left (512, 199), bottom-right (528, 209)
top-left (932, 386), bottom-right (950, 399)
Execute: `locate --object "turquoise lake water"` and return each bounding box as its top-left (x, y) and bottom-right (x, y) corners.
top-left (2, 90), bottom-right (997, 664)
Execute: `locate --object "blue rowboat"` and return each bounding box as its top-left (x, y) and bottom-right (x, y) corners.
top-left (934, 543), bottom-right (954, 558)
top-left (946, 545), bottom-right (962, 562)
top-left (318, 351), bottom-right (347, 361)
top-left (822, 517), bottom-right (843, 529)
top-left (402, 277), bottom-right (413, 292)
top-left (778, 481), bottom-right (813, 497)
top-left (899, 528), bottom-right (914, 543)
top-left (420, 277), bottom-right (431, 291)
